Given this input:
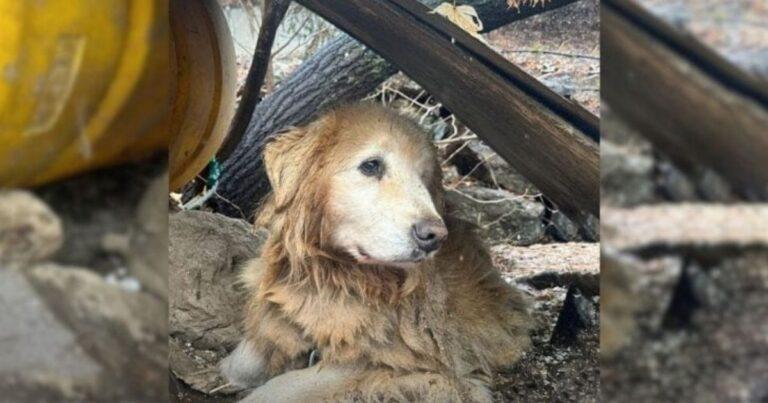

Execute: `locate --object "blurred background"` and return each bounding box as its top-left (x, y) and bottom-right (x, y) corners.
top-left (601, 0), bottom-right (768, 401)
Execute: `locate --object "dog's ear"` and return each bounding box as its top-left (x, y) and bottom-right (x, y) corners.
top-left (263, 113), bottom-right (335, 207)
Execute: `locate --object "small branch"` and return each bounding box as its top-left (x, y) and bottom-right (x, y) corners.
top-left (481, 208), bottom-right (519, 229)
top-left (271, 13), bottom-right (312, 57)
top-left (218, 0), bottom-right (293, 160)
top-left (435, 134), bottom-right (478, 144)
top-left (181, 183), bottom-right (219, 211)
top-left (447, 187), bottom-right (534, 204)
top-left (441, 139), bottom-right (473, 166)
top-left (451, 155), bottom-right (492, 187)
top-left (209, 382), bottom-right (234, 394)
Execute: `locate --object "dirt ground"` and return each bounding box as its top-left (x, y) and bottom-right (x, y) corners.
top-left (486, 0), bottom-right (600, 115)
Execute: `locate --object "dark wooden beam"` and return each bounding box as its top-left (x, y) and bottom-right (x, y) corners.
top-left (295, 0), bottom-right (600, 218)
top-left (602, 0), bottom-right (768, 200)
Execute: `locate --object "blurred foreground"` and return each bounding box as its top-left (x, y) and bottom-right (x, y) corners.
top-left (0, 160), bottom-right (168, 402)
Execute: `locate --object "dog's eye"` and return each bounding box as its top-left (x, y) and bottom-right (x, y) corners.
top-left (359, 158), bottom-right (384, 178)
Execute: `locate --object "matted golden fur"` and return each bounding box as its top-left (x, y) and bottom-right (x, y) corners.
top-left (221, 103), bottom-right (531, 402)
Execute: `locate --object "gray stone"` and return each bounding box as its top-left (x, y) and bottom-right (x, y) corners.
top-left (600, 104), bottom-right (654, 150)
top-left (170, 211), bottom-right (268, 393)
top-left (656, 160), bottom-right (697, 201)
top-left (548, 210), bottom-right (581, 241)
top-left (695, 168), bottom-right (737, 202)
top-left (25, 264), bottom-right (167, 398)
top-left (0, 190), bottom-right (63, 266)
top-left (601, 141), bottom-right (656, 207)
top-left (578, 213), bottom-right (600, 242)
top-left (170, 211), bottom-right (267, 350)
top-left (0, 269), bottom-right (100, 402)
top-left (548, 211), bottom-right (599, 242)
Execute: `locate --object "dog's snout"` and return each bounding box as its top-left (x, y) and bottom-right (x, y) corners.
top-left (412, 219), bottom-right (448, 253)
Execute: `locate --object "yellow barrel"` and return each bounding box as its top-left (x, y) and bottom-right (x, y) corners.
top-left (169, 0), bottom-right (236, 191)
top-left (0, 0), bottom-right (235, 189)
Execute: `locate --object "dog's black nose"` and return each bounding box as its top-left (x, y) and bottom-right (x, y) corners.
top-left (412, 220), bottom-right (448, 253)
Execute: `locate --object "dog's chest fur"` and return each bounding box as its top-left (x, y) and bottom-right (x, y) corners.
top-left (261, 268), bottom-right (471, 373)
top-left (244, 216), bottom-right (530, 382)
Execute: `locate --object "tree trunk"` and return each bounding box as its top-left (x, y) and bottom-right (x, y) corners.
top-left (213, 0), bottom-right (580, 218)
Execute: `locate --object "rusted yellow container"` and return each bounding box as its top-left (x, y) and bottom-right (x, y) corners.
top-left (170, 0), bottom-right (236, 190)
top-left (0, 0), bottom-right (235, 189)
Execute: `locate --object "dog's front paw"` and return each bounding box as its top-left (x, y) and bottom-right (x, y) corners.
top-left (220, 340), bottom-right (268, 389)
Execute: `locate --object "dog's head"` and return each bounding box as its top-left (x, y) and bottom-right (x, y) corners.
top-left (261, 104), bottom-right (446, 268)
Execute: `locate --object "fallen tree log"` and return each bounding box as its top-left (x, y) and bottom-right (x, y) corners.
top-left (602, 0), bottom-right (768, 200)
top-left (212, 0), bottom-right (582, 218)
top-left (603, 204), bottom-right (768, 251)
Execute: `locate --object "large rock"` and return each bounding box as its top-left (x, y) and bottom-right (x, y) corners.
top-left (548, 210), bottom-right (599, 242)
top-left (446, 186), bottom-right (545, 245)
top-left (0, 269), bottom-right (100, 402)
top-left (170, 210), bottom-right (267, 349)
top-left (7, 264), bottom-right (168, 401)
top-left (170, 211), bottom-right (267, 393)
top-left (0, 190), bottom-right (63, 266)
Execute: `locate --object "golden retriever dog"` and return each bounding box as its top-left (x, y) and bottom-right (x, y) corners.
top-left (221, 103), bottom-right (531, 402)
